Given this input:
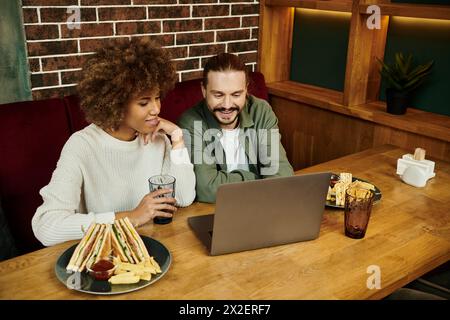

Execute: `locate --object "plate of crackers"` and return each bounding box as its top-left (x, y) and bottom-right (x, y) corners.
top-left (326, 172), bottom-right (382, 209)
top-left (55, 217), bottom-right (171, 295)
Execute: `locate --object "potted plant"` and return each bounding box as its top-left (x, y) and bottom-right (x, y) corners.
top-left (378, 53), bottom-right (433, 115)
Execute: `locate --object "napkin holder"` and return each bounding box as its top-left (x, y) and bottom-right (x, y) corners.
top-left (396, 149), bottom-right (435, 188)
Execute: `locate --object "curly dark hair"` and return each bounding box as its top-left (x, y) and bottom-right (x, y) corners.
top-left (78, 37), bottom-right (177, 129)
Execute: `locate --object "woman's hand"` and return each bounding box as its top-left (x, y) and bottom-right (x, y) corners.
top-left (115, 188), bottom-right (177, 227)
top-left (151, 118), bottom-right (179, 142)
top-left (139, 118), bottom-right (183, 147)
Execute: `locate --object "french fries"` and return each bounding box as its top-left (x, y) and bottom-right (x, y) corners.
top-left (109, 273), bottom-right (140, 284)
top-left (149, 257), bottom-right (161, 273)
top-left (139, 273), bottom-right (152, 281)
top-left (117, 261), bottom-right (157, 274)
top-left (108, 259), bottom-right (162, 284)
top-left (347, 187), bottom-right (372, 200)
top-left (326, 172), bottom-right (376, 206)
top-left (348, 180), bottom-right (375, 191)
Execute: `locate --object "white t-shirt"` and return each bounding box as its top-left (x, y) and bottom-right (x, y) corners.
top-left (220, 128), bottom-right (249, 172)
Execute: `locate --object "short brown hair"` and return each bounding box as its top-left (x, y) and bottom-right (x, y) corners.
top-left (202, 53), bottom-right (248, 87)
top-left (78, 37), bottom-right (177, 129)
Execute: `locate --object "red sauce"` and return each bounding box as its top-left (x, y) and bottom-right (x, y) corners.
top-left (90, 260), bottom-right (115, 281)
top-left (92, 260), bottom-right (114, 272)
top-left (330, 179), bottom-right (339, 187)
top-left (330, 174), bottom-right (340, 187)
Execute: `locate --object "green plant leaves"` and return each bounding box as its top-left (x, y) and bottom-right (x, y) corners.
top-left (378, 53), bottom-right (433, 92)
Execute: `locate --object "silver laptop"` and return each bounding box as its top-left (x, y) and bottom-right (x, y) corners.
top-left (188, 172), bottom-right (332, 256)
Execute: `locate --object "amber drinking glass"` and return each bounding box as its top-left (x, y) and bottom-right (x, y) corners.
top-left (344, 188), bottom-right (375, 239)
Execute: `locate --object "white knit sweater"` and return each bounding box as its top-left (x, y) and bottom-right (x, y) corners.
top-left (32, 124), bottom-right (196, 246)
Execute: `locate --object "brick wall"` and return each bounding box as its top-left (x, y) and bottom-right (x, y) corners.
top-left (22, 0), bottom-right (260, 100)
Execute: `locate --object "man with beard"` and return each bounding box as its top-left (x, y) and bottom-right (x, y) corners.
top-left (178, 53), bottom-right (294, 203)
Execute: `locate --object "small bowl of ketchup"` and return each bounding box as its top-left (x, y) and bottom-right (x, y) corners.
top-left (87, 257), bottom-right (117, 281)
top-left (330, 173), bottom-right (340, 187)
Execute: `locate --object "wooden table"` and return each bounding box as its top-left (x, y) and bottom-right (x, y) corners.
top-left (0, 145), bottom-right (449, 299)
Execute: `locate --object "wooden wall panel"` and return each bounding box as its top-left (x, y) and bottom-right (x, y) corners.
top-left (366, 15), bottom-right (389, 102)
top-left (271, 96), bottom-right (450, 170)
top-left (343, 0), bottom-right (390, 106)
top-left (374, 126), bottom-right (450, 161)
top-left (272, 96), bottom-right (376, 170)
top-left (258, 0), bottom-right (294, 82)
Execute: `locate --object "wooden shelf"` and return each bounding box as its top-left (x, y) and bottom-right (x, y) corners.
top-left (359, 3), bottom-right (450, 20)
top-left (265, 0), bottom-right (450, 19)
top-left (267, 80), bottom-right (344, 111)
top-left (267, 80), bottom-right (450, 143)
top-left (266, 0), bottom-right (352, 13)
top-left (350, 101), bottom-right (450, 143)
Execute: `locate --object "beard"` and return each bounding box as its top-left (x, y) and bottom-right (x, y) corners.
top-left (210, 105), bottom-right (242, 126)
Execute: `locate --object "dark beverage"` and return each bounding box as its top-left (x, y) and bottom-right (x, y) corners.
top-left (153, 191), bottom-right (175, 225)
top-left (149, 175), bottom-right (176, 225)
top-left (153, 216), bottom-right (173, 225)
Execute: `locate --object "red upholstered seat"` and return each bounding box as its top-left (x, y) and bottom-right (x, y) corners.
top-left (0, 72), bottom-right (269, 255)
top-left (63, 94), bottom-right (88, 132)
top-left (248, 71), bottom-right (269, 101)
top-left (160, 78), bottom-right (204, 123)
top-left (0, 99), bottom-right (72, 253)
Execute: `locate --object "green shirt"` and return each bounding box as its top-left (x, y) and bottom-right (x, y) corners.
top-left (178, 95), bottom-right (294, 203)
